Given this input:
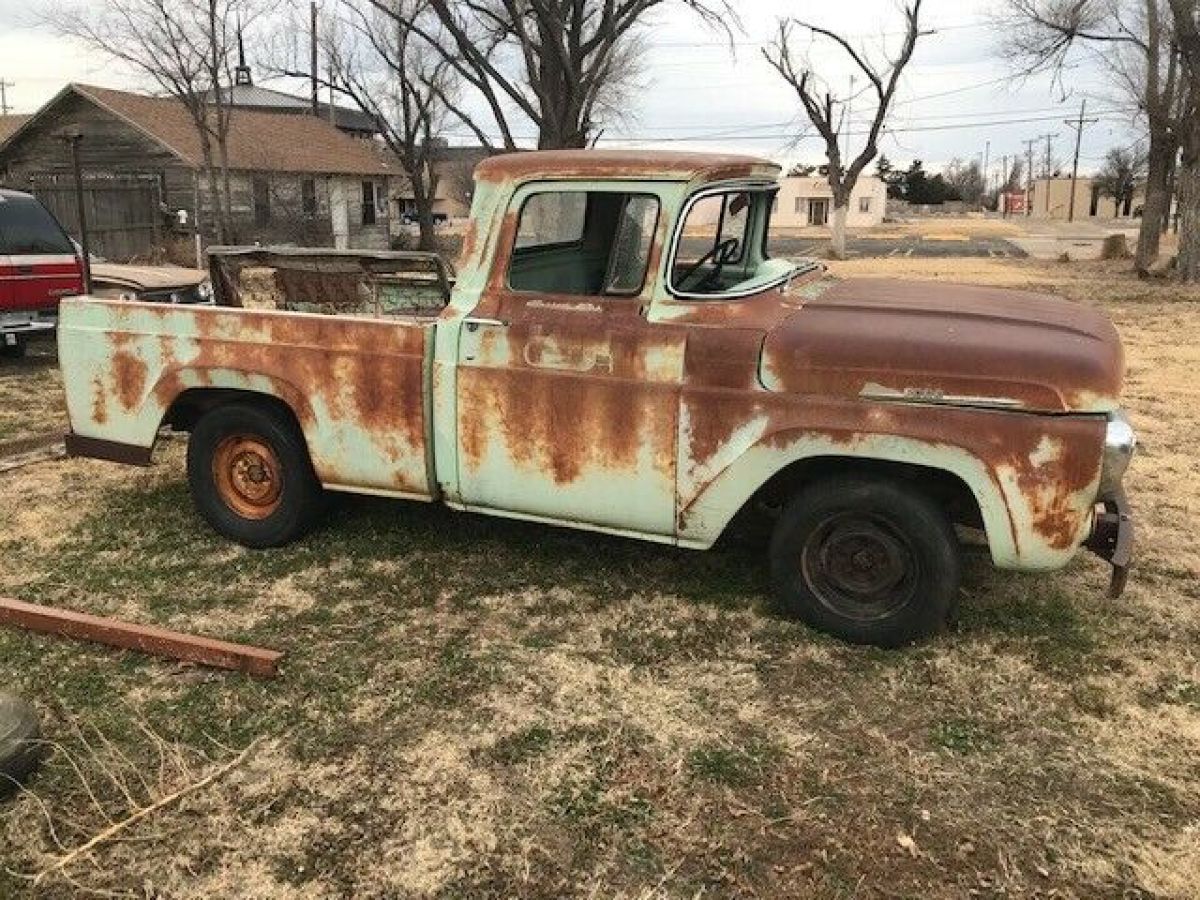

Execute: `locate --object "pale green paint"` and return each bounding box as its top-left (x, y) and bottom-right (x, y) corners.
top-left (59, 163), bottom-right (1107, 574)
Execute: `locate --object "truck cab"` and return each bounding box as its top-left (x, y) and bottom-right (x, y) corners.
top-left (57, 150), bottom-right (1135, 647)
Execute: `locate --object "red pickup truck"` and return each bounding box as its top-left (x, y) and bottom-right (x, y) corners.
top-left (0, 188), bottom-right (84, 358)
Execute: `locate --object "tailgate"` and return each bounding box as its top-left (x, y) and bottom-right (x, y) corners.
top-left (2, 253), bottom-right (83, 313)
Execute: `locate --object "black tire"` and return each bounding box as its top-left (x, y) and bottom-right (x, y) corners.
top-left (0, 337), bottom-right (27, 360)
top-left (769, 476), bottom-right (960, 647)
top-left (187, 402), bottom-right (324, 548)
top-left (0, 694), bottom-right (43, 799)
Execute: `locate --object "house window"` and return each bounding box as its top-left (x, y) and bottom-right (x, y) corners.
top-left (252, 177), bottom-right (270, 226)
top-left (859, 196), bottom-right (872, 214)
top-left (508, 190), bottom-right (660, 297)
top-left (794, 196), bottom-right (803, 214)
top-left (361, 180), bottom-right (377, 225)
top-left (301, 179), bottom-right (317, 217)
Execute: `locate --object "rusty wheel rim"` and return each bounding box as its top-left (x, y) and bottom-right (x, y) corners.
top-left (212, 434), bottom-right (283, 520)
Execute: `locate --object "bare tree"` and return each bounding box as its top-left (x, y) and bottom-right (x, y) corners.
top-left (277, 0), bottom-right (452, 250)
top-left (367, 0), bottom-right (735, 150)
top-left (944, 157), bottom-right (987, 207)
top-left (43, 0), bottom-right (253, 244)
top-left (1167, 0), bottom-right (1199, 280)
top-left (995, 0), bottom-right (1183, 274)
top-left (763, 1), bottom-right (926, 258)
top-left (1095, 145), bottom-right (1147, 215)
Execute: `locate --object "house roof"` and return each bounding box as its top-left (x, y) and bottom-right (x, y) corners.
top-left (0, 115), bottom-right (31, 145)
top-left (474, 149), bottom-right (780, 184)
top-left (3, 84), bottom-right (397, 176)
top-left (212, 84), bottom-right (377, 134)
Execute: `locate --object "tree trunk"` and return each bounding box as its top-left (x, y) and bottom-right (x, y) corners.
top-left (198, 138), bottom-right (225, 245)
top-left (410, 168), bottom-right (438, 252)
top-left (217, 139), bottom-right (234, 244)
top-left (829, 204), bottom-right (848, 259)
top-left (1177, 149), bottom-right (1200, 282)
top-left (1136, 137), bottom-right (1174, 273)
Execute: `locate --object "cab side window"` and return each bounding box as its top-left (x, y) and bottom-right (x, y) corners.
top-left (508, 191), bottom-right (659, 297)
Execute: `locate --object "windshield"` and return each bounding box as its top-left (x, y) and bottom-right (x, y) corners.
top-left (671, 186), bottom-right (786, 297)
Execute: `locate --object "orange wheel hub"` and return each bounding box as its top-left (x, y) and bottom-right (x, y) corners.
top-left (212, 434), bottom-right (283, 520)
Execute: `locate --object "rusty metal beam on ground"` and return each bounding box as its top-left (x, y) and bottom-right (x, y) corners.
top-left (0, 597), bottom-right (283, 678)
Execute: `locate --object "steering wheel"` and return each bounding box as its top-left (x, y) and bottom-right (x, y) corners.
top-left (680, 237), bottom-right (739, 292)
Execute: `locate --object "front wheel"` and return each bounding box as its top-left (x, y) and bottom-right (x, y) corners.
top-left (187, 402), bottom-right (325, 548)
top-left (769, 476), bottom-right (960, 647)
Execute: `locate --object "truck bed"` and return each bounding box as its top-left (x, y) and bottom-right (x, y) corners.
top-left (59, 297), bottom-right (437, 499)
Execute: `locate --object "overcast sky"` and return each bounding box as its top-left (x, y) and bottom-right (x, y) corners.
top-left (0, 0), bottom-right (1143, 178)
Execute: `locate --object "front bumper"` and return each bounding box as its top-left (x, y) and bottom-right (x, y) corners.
top-left (1084, 488), bottom-right (1134, 598)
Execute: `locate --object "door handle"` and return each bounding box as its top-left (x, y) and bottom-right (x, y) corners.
top-left (463, 316), bottom-right (508, 331)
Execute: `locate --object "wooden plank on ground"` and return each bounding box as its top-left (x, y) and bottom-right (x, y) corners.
top-left (0, 597), bottom-right (283, 678)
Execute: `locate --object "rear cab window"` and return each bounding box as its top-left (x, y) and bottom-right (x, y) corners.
top-left (507, 190), bottom-right (660, 297)
top-left (0, 194), bottom-right (75, 256)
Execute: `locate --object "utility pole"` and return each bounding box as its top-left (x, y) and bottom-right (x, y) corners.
top-left (0, 79), bottom-right (12, 115)
top-left (1000, 154), bottom-right (1009, 216)
top-left (1035, 132), bottom-right (1059, 213)
top-left (310, 2), bottom-right (319, 117)
top-left (982, 140), bottom-right (990, 210)
top-left (1022, 138), bottom-right (1038, 216)
top-left (1064, 98), bottom-right (1099, 223)
top-left (61, 130), bottom-right (92, 293)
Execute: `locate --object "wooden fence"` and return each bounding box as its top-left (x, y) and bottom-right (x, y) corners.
top-left (28, 174), bottom-right (163, 262)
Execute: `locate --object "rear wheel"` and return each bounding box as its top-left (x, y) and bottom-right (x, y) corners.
top-left (770, 476), bottom-right (960, 647)
top-left (187, 402), bottom-right (324, 548)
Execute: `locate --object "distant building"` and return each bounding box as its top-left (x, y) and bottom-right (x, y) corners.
top-left (1028, 176), bottom-right (1144, 220)
top-left (771, 174), bottom-right (887, 229)
top-left (211, 83), bottom-right (380, 139)
top-left (0, 83), bottom-right (403, 253)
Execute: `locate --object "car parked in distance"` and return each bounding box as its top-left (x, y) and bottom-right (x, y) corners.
top-left (0, 189), bottom-right (83, 358)
top-left (90, 263), bottom-right (213, 306)
top-left (401, 211), bottom-right (449, 226)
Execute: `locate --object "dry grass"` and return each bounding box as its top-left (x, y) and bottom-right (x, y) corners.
top-left (0, 339), bottom-right (66, 445)
top-left (1, 258), bottom-right (1198, 898)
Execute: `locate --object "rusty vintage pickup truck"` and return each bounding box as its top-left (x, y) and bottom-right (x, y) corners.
top-left (58, 150), bottom-right (1135, 646)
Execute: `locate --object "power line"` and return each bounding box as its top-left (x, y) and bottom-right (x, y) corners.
top-left (650, 20), bottom-right (985, 48)
top-left (442, 111), bottom-right (1136, 146)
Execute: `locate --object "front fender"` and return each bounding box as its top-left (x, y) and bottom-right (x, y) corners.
top-left (677, 425), bottom-right (1016, 564)
top-left (677, 409), bottom-right (1103, 572)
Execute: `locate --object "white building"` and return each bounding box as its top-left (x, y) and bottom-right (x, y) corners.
top-left (772, 174), bottom-right (887, 229)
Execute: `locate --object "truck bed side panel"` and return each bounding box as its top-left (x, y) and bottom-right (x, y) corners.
top-left (59, 298), bottom-right (434, 497)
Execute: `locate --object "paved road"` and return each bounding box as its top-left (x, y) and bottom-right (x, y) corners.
top-left (769, 234), bottom-right (1028, 259)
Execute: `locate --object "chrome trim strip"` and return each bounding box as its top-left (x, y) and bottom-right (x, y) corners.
top-left (859, 388), bottom-right (1025, 410)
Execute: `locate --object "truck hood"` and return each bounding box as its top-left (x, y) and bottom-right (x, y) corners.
top-left (90, 263), bottom-right (207, 291)
top-left (758, 278), bottom-right (1124, 413)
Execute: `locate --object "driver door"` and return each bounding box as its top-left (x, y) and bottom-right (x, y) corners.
top-left (455, 184), bottom-right (686, 537)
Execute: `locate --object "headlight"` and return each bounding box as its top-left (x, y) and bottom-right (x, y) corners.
top-left (1098, 411), bottom-right (1136, 496)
